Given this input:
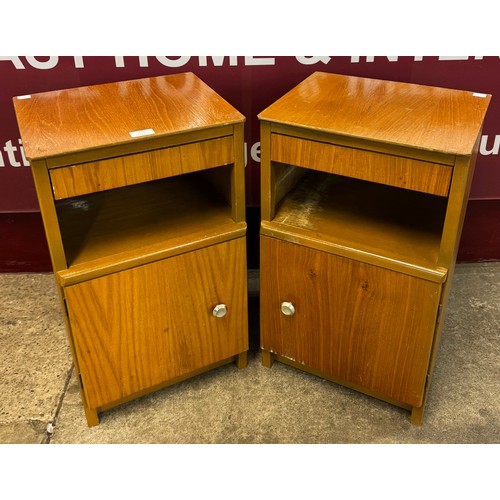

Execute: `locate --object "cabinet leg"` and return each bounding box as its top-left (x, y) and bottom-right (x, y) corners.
top-left (262, 350), bottom-right (274, 368)
top-left (236, 352), bottom-right (248, 369)
top-left (410, 406), bottom-right (425, 426)
top-left (83, 404), bottom-right (99, 427)
top-left (77, 375), bottom-right (99, 427)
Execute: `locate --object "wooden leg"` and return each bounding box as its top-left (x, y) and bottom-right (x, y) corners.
top-left (77, 375), bottom-right (99, 427)
top-left (236, 351), bottom-right (248, 369)
top-left (262, 350), bottom-right (274, 368)
top-left (410, 405), bottom-right (425, 426)
top-left (83, 403), bottom-right (99, 427)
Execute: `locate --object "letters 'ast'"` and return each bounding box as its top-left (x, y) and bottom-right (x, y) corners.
top-left (258, 71), bottom-right (491, 424)
top-left (13, 72), bottom-right (249, 426)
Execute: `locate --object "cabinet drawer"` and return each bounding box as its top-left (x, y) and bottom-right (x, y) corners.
top-left (271, 134), bottom-right (452, 197)
top-left (50, 136), bottom-right (234, 200)
top-left (64, 237), bottom-right (248, 409)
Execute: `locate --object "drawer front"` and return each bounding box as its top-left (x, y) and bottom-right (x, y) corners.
top-left (260, 236), bottom-right (441, 407)
top-left (50, 136), bottom-right (234, 200)
top-left (271, 134), bottom-right (452, 197)
top-left (64, 237), bottom-right (248, 409)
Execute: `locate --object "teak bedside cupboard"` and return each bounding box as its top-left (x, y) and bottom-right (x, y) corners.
top-left (14, 73), bottom-right (249, 426)
top-left (258, 72), bottom-right (491, 424)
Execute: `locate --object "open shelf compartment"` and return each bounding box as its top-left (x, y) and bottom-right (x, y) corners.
top-left (55, 166), bottom-right (244, 285)
top-left (264, 166), bottom-right (448, 281)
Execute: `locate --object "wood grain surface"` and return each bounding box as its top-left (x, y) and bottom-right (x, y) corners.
top-left (50, 136), bottom-right (234, 199)
top-left (271, 134), bottom-right (452, 196)
top-left (14, 72), bottom-right (245, 160)
top-left (65, 237), bottom-right (248, 409)
top-left (259, 72), bottom-right (490, 155)
top-left (270, 171), bottom-right (447, 273)
top-left (260, 236), bottom-right (441, 407)
top-left (55, 171), bottom-right (240, 282)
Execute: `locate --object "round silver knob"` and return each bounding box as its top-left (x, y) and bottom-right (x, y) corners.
top-left (280, 301), bottom-right (295, 316)
top-left (213, 304), bottom-right (228, 318)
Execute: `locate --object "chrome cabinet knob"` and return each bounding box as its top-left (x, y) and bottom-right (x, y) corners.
top-left (213, 304), bottom-right (228, 318)
top-left (280, 301), bottom-right (295, 316)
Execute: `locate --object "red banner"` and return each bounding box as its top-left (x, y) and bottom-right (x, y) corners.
top-left (1, 56), bottom-right (500, 212)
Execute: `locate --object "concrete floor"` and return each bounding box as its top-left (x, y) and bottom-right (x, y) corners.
top-left (0, 264), bottom-right (499, 444)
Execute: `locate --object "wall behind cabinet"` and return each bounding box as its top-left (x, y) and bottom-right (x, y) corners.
top-left (1, 56), bottom-right (499, 271)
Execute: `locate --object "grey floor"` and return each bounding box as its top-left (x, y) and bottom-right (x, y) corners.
top-left (0, 264), bottom-right (499, 444)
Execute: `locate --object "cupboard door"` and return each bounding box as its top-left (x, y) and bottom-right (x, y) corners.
top-left (260, 237), bottom-right (441, 407)
top-left (65, 237), bottom-right (248, 409)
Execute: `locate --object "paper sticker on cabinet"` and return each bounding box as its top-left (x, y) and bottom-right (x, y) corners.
top-left (129, 128), bottom-right (155, 138)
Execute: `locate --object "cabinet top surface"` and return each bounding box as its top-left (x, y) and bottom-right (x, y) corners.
top-left (13, 72), bottom-right (245, 160)
top-left (258, 72), bottom-right (491, 155)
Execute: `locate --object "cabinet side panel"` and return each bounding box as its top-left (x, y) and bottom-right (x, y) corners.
top-left (260, 121), bottom-right (273, 220)
top-left (232, 122), bottom-right (246, 222)
top-left (65, 237), bottom-right (248, 409)
top-left (30, 160), bottom-right (68, 272)
top-left (260, 237), bottom-right (441, 407)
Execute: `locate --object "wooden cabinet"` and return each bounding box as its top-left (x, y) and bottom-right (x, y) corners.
top-left (258, 72), bottom-right (490, 424)
top-left (13, 73), bottom-right (248, 426)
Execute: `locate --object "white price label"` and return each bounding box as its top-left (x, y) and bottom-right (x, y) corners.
top-left (129, 128), bottom-right (155, 138)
